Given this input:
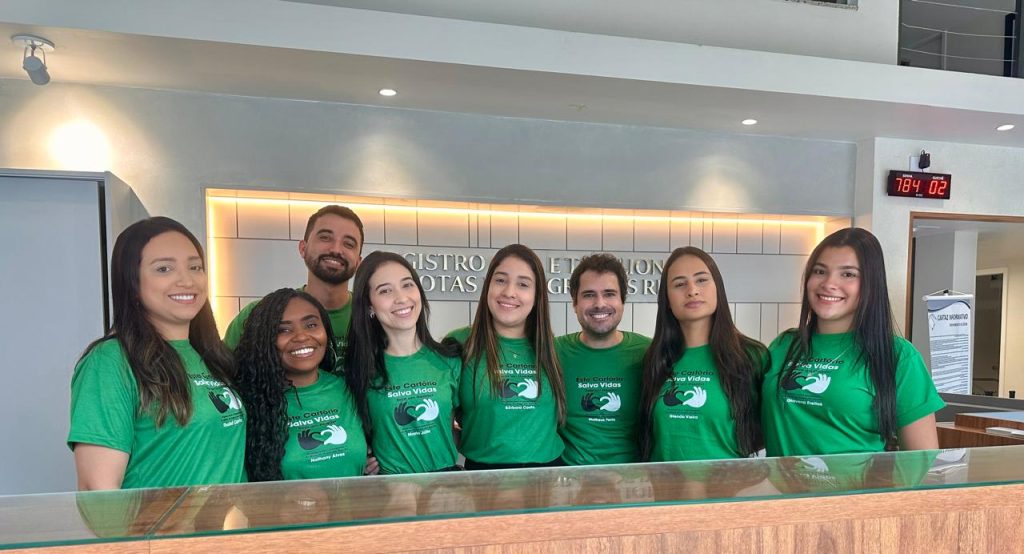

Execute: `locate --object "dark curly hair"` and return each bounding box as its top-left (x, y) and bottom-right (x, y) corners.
top-left (234, 288), bottom-right (337, 482)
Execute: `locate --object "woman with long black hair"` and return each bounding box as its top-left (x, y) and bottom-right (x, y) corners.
top-left (762, 227), bottom-right (943, 456)
top-left (344, 251), bottom-right (463, 474)
top-left (68, 217), bottom-right (244, 490)
top-left (235, 288), bottom-right (367, 481)
top-left (638, 246), bottom-right (768, 462)
top-left (450, 244), bottom-right (566, 470)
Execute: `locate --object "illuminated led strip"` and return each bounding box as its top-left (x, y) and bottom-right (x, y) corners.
top-left (206, 193), bottom-right (828, 316)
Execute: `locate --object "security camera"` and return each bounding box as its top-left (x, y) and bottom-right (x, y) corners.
top-left (918, 150), bottom-right (931, 170)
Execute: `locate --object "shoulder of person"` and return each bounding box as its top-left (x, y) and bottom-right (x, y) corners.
top-left (768, 328), bottom-right (799, 351)
top-left (623, 331), bottom-right (653, 347)
top-left (445, 326), bottom-right (471, 344)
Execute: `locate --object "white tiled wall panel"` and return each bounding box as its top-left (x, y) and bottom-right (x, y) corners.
top-left (733, 303), bottom-right (760, 342)
top-left (237, 201), bottom-right (290, 239)
top-left (566, 217), bottom-right (602, 251)
top-left (489, 213), bottom-right (518, 247)
top-left (418, 211), bottom-right (470, 247)
top-left (602, 217), bottom-right (634, 251)
top-left (518, 215), bottom-right (567, 250)
top-left (384, 206), bottom-right (418, 245)
top-left (210, 200), bottom-right (238, 238)
top-left (760, 303), bottom-right (780, 344)
top-left (211, 194), bottom-right (836, 341)
top-left (634, 216), bottom-right (670, 252)
top-left (711, 216), bottom-right (738, 254)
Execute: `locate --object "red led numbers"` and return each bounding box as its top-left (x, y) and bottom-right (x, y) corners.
top-left (886, 171), bottom-right (951, 200)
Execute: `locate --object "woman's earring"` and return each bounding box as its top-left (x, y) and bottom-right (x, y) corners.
top-left (369, 310), bottom-right (376, 319)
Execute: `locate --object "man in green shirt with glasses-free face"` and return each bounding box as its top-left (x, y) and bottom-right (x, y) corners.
top-left (224, 205), bottom-right (364, 368)
top-left (555, 254), bottom-right (651, 465)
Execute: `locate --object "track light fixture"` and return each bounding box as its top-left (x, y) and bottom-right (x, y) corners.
top-left (11, 34), bottom-right (54, 86)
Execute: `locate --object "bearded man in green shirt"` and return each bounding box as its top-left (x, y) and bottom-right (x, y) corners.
top-left (224, 205), bottom-right (364, 368)
top-left (555, 254), bottom-right (651, 465)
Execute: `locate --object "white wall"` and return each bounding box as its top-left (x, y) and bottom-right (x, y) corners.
top-left (0, 79), bottom-right (856, 242)
top-left (978, 236), bottom-right (1024, 397)
top-left (855, 137), bottom-right (1024, 334)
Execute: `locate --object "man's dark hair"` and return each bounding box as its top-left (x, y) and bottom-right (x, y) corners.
top-left (568, 253), bottom-right (628, 303)
top-left (303, 205), bottom-right (365, 246)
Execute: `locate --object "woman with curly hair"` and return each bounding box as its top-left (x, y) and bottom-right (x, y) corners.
top-left (344, 251), bottom-right (463, 474)
top-left (235, 288), bottom-right (367, 481)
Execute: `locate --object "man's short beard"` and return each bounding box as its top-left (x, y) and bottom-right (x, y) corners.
top-left (306, 255), bottom-right (355, 285)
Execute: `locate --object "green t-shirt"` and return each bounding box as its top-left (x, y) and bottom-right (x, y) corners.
top-left (366, 347), bottom-right (462, 474)
top-left (448, 327), bottom-right (564, 464)
top-left (68, 339), bottom-right (246, 489)
top-left (223, 286), bottom-right (352, 371)
top-left (281, 370), bottom-right (367, 480)
top-left (555, 331), bottom-right (650, 465)
top-left (650, 344), bottom-right (751, 462)
top-left (762, 331), bottom-right (945, 457)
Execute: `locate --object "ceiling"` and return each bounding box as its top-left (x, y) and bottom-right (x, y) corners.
top-left (3, 13), bottom-right (1024, 147)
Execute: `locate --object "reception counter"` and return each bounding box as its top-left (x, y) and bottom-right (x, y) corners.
top-left (3, 445), bottom-right (1023, 552)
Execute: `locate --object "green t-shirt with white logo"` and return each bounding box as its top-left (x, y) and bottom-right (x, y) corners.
top-left (223, 287), bottom-right (352, 371)
top-left (448, 327), bottom-right (564, 464)
top-left (555, 331), bottom-right (650, 465)
top-left (282, 370), bottom-right (367, 480)
top-left (68, 339), bottom-right (246, 489)
top-left (366, 347), bottom-right (462, 474)
top-left (762, 331), bottom-right (945, 457)
top-left (651, 344), bottom-right (750, 462)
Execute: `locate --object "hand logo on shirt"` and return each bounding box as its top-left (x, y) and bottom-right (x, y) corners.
top-left (414, 399), bottom-right (440, 422)
top-left (208, 388), bottom-right (241, 413)
top-left (395, 399), bottom-right (441, 425)
top-left (801, 374), bottom-right (831, 394)
top-left (662, 384), bottom-right (706, 408)
top-left (298, 425), bottom-right (348, 450)
top-left (499, 378), bottom-right (539, 400)
top-left (321, 424), bottom-right (347, 445)
top-left (582, 392), bottom-right (622, 412)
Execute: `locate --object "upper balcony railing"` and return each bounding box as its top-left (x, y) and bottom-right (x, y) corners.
top-left (900, 0), bottom-right (1022, 77)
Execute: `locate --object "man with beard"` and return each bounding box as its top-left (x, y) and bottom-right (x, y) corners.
top-left (555, 254), bottom-right (651, 465)
top-left (224, 205), bottom-right (364, 369)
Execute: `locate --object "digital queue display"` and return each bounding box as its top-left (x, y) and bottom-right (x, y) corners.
top-left (886, 170), bottom-right (951, 200)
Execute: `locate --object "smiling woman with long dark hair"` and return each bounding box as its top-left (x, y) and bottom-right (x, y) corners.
top-left (761, 227), bottom-right (944, 456)
top-left (68, 217), bottom-right (244, 490)
top-left (449, 244), bottom-right (566, 470)
top-left (637, 246), bottom-right (767, 462)
top-left (344, 251), bottom-right (463, 474)
top-left (235, 288), bottom-right (367, 481)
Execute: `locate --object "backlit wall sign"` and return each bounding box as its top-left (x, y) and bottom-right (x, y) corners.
top-left (206, 189), bottom-right (833, 340)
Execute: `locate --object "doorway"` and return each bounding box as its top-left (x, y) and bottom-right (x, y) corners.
top-left (974, 269), bottom-right (1007, 396)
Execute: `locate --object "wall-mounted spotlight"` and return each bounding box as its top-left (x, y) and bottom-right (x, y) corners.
top-left (11, 34), bottom-right (55, 86)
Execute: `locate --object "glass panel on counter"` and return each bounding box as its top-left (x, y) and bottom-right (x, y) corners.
top-left (4, 445), bottom-right (1024, 550)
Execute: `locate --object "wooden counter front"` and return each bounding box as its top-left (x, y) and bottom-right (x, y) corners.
top-left (18, 483), bottom-right (1024, 553)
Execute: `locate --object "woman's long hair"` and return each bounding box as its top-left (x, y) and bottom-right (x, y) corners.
top-left (464, 244), bottom-right (566, 424)
top-left (344, 251), bottom-right (460, 439)
top-left (779, 227), bottom-right (899, 444)
top-left (638, 247), bottom-right (767, 460)
top-left (79, 217), bottom-right (233, 427)
top-left (235, 288), bottom-right (337, 482)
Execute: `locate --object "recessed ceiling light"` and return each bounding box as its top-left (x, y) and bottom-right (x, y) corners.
top-left (996, 124), bottom-right (1015, 131)
top-left (741, 119), bottom-right (758, 126)
top-left (378, 88), bottom-right (397, 97)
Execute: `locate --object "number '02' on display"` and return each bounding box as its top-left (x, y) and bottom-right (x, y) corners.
top-left (886, 170), bottom-right (952, 200)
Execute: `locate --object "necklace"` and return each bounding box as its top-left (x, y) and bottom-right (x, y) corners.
top-left (824, 345), bottom-right (851, 367)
